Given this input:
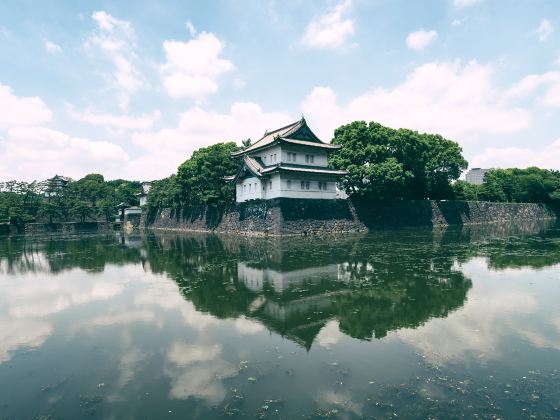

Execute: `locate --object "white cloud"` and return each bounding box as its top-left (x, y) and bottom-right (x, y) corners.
top-left (301, 0), bottom-right (355, 49)
top-left (92, 11), bottom-right (133, 35)
top-left (160, 31), bottom-right (234, 100)
top-left (504, 71), bottom-right (560, 107)
top-left (0, 83), bottom-right (52, 129)
top-left (127, 102), bottom-right (291, 179)
top-left (185, 20), bottom-right (196, 37)
top-left (86, 11), bottom-right (144, 110)
top-left (470, 139), bottom-right (560, 170)
top-left (233, 77), bottom-right (246, 90)
top-left (67, 108), bottom-right (161, 130)
top-left (44, 39), bottom-right (62, 53)
top-left (0, 126), bottom-right (129, 181)
top-left (406, 29), bottom-right (438, 51)
top-left (453, 0), bottom-right (483, 8)
top-left (452, 18), bottom-right (467, 27)
top-left (536, 18), bottom-right (554, 42)
top-left (301, 60), bottom-right (530, 142)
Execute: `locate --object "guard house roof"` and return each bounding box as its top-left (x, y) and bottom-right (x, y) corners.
top-left (230, 117), bottom-right (341, 158)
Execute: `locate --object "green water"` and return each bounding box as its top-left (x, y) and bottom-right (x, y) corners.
top-left (0, 222), bottom-right (559, 419)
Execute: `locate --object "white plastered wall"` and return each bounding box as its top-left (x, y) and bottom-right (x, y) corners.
top-left (236, 176), bottom-right (263, 202)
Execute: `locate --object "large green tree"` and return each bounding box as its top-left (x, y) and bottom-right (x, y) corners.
top-left (330, 121), bottom-right (467, 199)
top-left (175, 142), bottom-right (241, 206)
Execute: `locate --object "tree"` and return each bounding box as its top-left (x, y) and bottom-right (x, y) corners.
top-left (477, 167), bottom-right (560, 204)
top-left (330, 121), bottom-right (467, 200)
top-left (176, 142), bottom-right (241, 206)
top-left (39, 201), bottom-right (62, 224)
top-left (70, 174), bottom-right (107, 211)
top-left (452, 181), bottom-right (482, 201)
top-left (70, 200), bottom-right (92, 223)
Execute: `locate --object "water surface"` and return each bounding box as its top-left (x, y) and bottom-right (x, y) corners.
top-left (1, 222), bottom-right (559, 419)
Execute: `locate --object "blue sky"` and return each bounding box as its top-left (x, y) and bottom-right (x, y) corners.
top-left (0, 0), bottom-right (559, 181)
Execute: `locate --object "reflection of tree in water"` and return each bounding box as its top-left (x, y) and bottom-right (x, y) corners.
top-left (141, 231), bottom-right (475, 347)
top-left (144, 233), bottom-right (252, 319)
top-left (0, 234), bottom-right (141, 274)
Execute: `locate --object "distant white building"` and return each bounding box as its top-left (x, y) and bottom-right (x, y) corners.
top-left (229, 117), bottom-right (348, 203)
top-left (465, 168), bottom-right (491, 185)
top-left (137, 182), bottom-right (151, 206)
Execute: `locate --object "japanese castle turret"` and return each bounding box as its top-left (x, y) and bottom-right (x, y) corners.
top-left (229, 117), bottom-right (348, 203)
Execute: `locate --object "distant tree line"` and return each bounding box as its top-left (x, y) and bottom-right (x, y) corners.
top-left (0, 175), bottom-right (142, 224)
top-left (453, 167), bottom-right (560, 205)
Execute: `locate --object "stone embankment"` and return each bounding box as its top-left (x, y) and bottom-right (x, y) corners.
top-left (143, 198), bottom-right (558, 236)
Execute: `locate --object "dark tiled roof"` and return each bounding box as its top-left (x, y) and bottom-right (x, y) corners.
top-left (231, 117), bottom-right (338, 157)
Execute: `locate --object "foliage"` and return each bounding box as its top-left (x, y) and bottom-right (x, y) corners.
top-left (175, 142), bottom-right (241, 206)
top-left (144, 142), bottom-right (241, 217)
top-left (0, 175), bottom-right (142, 224)
top-left (475, 167), bottom-right (560, 204)
top-left (145, 175), bottom-right (182, 216)
top-left (330, 121), bottom-right (467, 199)
top-left (451, 181), bottom-right (482, 201)
top-left (0, 182), bottom-right (43, 223)
top-left (70, 200), bottom-right (92, 223)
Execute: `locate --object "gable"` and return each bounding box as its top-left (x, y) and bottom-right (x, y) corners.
top-left (285, 124), bottom-right (322, 143)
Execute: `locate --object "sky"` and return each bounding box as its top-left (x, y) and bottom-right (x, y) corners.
top-left (0, 0), bottom-right (559, 182)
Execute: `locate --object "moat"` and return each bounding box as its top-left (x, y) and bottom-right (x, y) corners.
top-left (1, 223), bottom-right (559, 419)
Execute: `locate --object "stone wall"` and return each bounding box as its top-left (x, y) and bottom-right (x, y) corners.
top-left (351, 199), bottom-right (558, 229)
top-left (143, 198), bottom-right (558, 235)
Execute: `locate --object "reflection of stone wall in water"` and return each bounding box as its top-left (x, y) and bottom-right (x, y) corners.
top-left (143, 198), bottom-right (558, 235)
top-left (0, 221), bottom-right (112, 236)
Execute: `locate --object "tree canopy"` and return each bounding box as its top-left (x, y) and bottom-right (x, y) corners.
top-left (453, 167), bottom-right (560, 204)
top-left (0, 176), bottom-right (142, 224)
top-left (145, 142), bottom-right (241, 216)
top-left (176, 142), bottom-right (241, 206)
top-left (329, 121), bottom-right (468, 200)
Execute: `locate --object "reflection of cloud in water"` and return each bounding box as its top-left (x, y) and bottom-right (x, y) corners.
top-left (395, 257), bottom-right (556, 363)
top-left (316, 320), bottom-right (343, 348)
top-left (76, 309), bottom-right (161, 329)
top-left (165, 341), bottom-right (237, 404)
top-left (4, 269), bottom-right (125, 319)
top-left (134, 279), bottom-right (219, 330)
top-left (0, 319), bottom-right (52, 363)
top-left (316, 389), bottom-right (364, 417)
top-left (234, 316), bottom-right (265, 335)
top-left (0, 266), bottom-right (130, 365)
top-left (118, 347), bottom-right (145, 387)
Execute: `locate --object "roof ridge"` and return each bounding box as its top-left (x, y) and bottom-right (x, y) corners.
top-left (263, 119), bottom-right (301, 136)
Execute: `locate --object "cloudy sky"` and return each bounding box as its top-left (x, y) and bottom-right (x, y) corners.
top-left (0, 0), bottom-right (559, 181)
